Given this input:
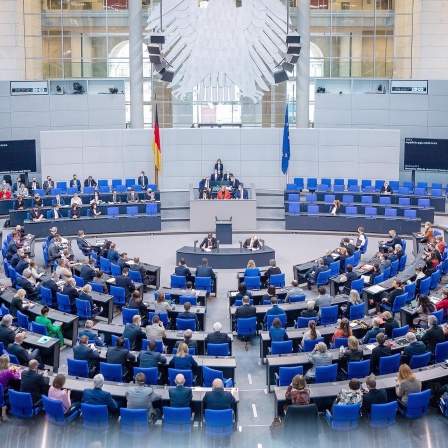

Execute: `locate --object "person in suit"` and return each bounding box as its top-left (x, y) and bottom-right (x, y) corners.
top-left (263, 297), bottom-right (286, 326)
top-left (380, 279), bottom-right (404, 308)
top-left (62, 278), bottom-right (79, 313)
top-left (0, 315), bottom-right (22, 347)
top-left (217, 185), bottom-right (230, 200)
top-left (90, 202), bottom-right (101, 217)
top-left (234, 296), bottom-right (256, 323)
top-left (20, 360), bottom-right (50, 404)
top-left (175, 258), bottom-right (191, 277)
top-left (106, 336), bottom-right (135, 380)
top-left (361, 318), bottom-right (384, 344)
top-left (305, 258), bottom-right (329, 290)
top-left (138, 339), bottom-right (167, 368)
top-left (69, 174), bottom-right (81, 191)
top-left (199, 175), bottom-right (212, 199)
top-left (80, 259), bottom-right (97, 284)
top-left (108, 189), bottom-right (121, 204)
top-left (368, 264), bottom-right (382, 287)
top-left (127, 291), bottom-right (149, 326)
top-left (126, 188), bottom-right (139, 203)
top-left (70, 203), bottom-right (81, 219)
top-left (222, 169), bottom-right (233, 182)
top-left (78, 320), bottom-right (105, 348)
top-left (107, 243), bottom-right (120, 264)
top-left (264, 259), bottom-right (282, 287)
top-left (370, 332), bottom-right (391, 374)
top-left (361, 375), bottom-right (387, 415)
top-left (6, 236), bottom-right (21, 261)
top-left (169, 342), bottom-right (198, 372)
top-left (33, 193), bottom-right (43, 207)
top-left (115, 267), bottom-right (135, 300)
top-left (78, 284), bottom-right (100, 316)
top-left (12, 176), bottom-right (22, 194)
top-left (233, 184), bottom-right (248, 200)
top-left (243, 235), bottom-right (260, 250)
top-left (123, 314), bottom-right (144, 351)
top-left (214, 159), bottom-right (223, 176)
top-left (9, 247), bottom-right (23, 269)
top-left (380, 230), bottom-right (401, 252)
top-left (285, 280), bottom-right (304, 303)
top-left (177, 302), bottom-right (200, 331)
top-left (8, 332), bottom-right (42, 366)
top-left (15, 253), bottom-right (30, 275)
top-left (417, 315), bottom-right (444, 354)
top-left (30, 205), bottom-right (44, 222)
top-left (14, 196), bottom-right (26, 210)
top-left (82, 374), bottom-right (118, 414)
top-left (10, 290), bottom-right (30, 317)
top-left (137, 171), bottom-right (148, 189)
top-left (43, 176), bottom-right (55, 195)
top-left (380, 181), bottom-right (393, 194)
top-left (382, 311), bottom-right (399, 338)
top-left (144, 188), bottom-right (156, 202)
top-left (378, 253), bottom-right (392, 274)
top-left (84, 176), bottom-right (97, 188)
top-left (169, 373), bottom-right (192, 408)
top-left (48, 204), bottom-right (62, 220)
top-left (195, 258), bottom-right (216, 279)
top-left (48, 236), bottom-right (63, 265)
top-left (174, 329), bottom-right (198, 352)
top-left (205, 322), bottom-right (231, 345)
top-left (203, 378), bottom-right (235, 410)
top-left (128, 256), bottom-right (149, 283)
top-left (27, 177), bottom-right (40, 193)
top-left (73, 335), bottom-right (101, 377)
top-left (126, 372), bottom-right (162, 422)
top-left (51, 194), bottom-right (65, 207)
top-left (210, 169), bottom-right (222, 182)
top-left (200, 234), bottom-right (217, 250)
top-left (16, 270), bottom-right (39, 299)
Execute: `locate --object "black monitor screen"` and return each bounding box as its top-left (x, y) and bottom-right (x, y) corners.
top-left (0, 140), bottom-right (37, 173)
top-left (404, 138), bottom-right (448, 172)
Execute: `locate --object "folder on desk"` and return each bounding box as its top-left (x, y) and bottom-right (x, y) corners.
top-left (367, 285), bottom-right (385, 294)
top-left (37, 336), bottom-right (51, 344)
top-left (361, 275), bottom-right (371, 283)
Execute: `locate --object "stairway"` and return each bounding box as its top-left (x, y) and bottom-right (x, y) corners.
top-left (160, 190), bottom-right (190, 231)
top-left (256, 189), bottom-right (285, 230)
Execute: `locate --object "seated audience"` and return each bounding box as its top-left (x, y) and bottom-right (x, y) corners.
top-left (123, 315), bottom-right (144, 351)
top-left (382, 311), bottom-right (399, 338)
top-left (82, 373), bottom-right (118, 414)
top-left (361, 375), bottom-right (387, 415)
top-left (20, 359), bottom-right (49, 404)
top-left (138, 339), bottom-right (167, 368)
top-left (300, 320), bottom-right (321, 349)
top-left (400, 332), bottom-right (427, 365)
top-left (333, 378), bottom-right (363, 406)
top-left (331, 318), bottom-right (353, 344)
top-left (169, 373), bottom-right (192, 408)
top-left (203, 378), bottom-right (235, 410)
top-left (305, 342), bottom-right (332, 380)
top-left (300, 300), bottom-right (318, 318)
top-left (35, 306), bottom-right (65, 348)
top-left (49, 373), bottom-right (81, 417)
top-left (169, 342), bottom-right (198, 371)
top-left (126, 372), bottom-right (162, 423)
top-left (269, 317), bottom-right (288, 342)
top-left (395, 364), bottom-right (421, 406)
top-left (146, 315), bottom-right (167, 341)
top-left (285, 374), bottom-right (310, 408)
top-left (413, 294), bottom-right (436, 327)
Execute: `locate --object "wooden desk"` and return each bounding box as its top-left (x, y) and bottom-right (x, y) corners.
top-left (90, 291), bottom-right (114, 324)
top-left (147, 303), bottom-right (206, 331)
top-left (22, 331), bottom-right (60, 372)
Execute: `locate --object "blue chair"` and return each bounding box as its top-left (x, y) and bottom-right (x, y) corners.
top-left (414, 188), bottom-right (426, 195)
top-left (332, 185), bottom-right (343, 192)
top-left (81, 403), bottom-right (109, 430)
top-left (334, 178), bottom-right (344, 188)
top-left (9, 390), bottom-right (43, 418)
top-left (443, 258), bottom-right (448, 275)
top-left (100, 362), bottom-right (122, 382)
top-left (345, 206), bottom-right (357, 215)
top-left (381, 292), bottom-right (407, 316)
top-left (398, 254), bottom-right (407, 272)
top-left (434, 341), bottom-right (448, 363)
top-left (431, 309), bottom-right (443, 325)
top-left (378, 353), bottom-right (401, 375)
top-left (56, 292), bottom-right (71, 313)
top-left (342, 195), bottom-right (354, 203)
top-left (350, 278), bottom-right (364, 295)
top-left (307, 205), bottom-right (319, 214)
top-left (399, 186), bottom-right (411, 194)
top-left (67, 358), bottom-right (89, 378)
top-left (397, 389), bottom-right (430, 419)
top-left (244, 276), bottom-right (260, 290)
top-left (120, 408), bottom-right (148, 435)
top-left (122, 307), bottom-right (139, 325)
top-left (204, 409), bottom-right (234, 436)
top-left (329, 261), bottom-right (340, 276)
top-left (361, 179), bottom-right (372, 189)
top-left (320, 305), bottom-right (338, 325)
top-left (315, 364), bottom-right (338, 384)
top-left (42, 395), bottom-right (80, 425)
top-left (317, 184), bottom-right (329, 192)
top-left (275, 366), bottom-right (304, 387)
top-left (207, 343), bottom-right (229, 356)
top-left (133, 367), bottom-right (159, 385)
top-left (172, 347), bottom-right (195, 355)
top-left (6, 352), bottom-right (20, 365)
top-left (307, 178), bottom-right (317, 192)
top-left (349, 303), bottom-right (365, 320)
top-left (266, 313), bottom-right (287, 329)
top-left (368, 402), bottom-right (397, 428)
top-left (56, 181), bottom-right (67, 193)
top-left (325, 403), bottom-right (361, 431)
top-left (361, 237), bottom-right (369, 255)
top-left (236, 317), bottom-right (257, 350)
top-left (385, 208), bottom-right (397, 217)
top-left (148, 312), bottom-right (169, 327)
top-left (288, 203), bottom-right (300, 214)
top-left (142, 339), bottom-right (163, 352)
top-left (110, 285), bottom-right (126, 307)
top-left (417, 198), bottom-right (430, 207)
top-left (88, 282), bottom-right (103, 293)
top-left (301, 337), bottom-right (324, 352)
top-left (111, 334), bottom-right (130, 349)
top-left (125, 178), bottom-right (135, 188)
top-left (315, 270), bottom-right (332, 287)
top-left (392, 325), bottom-right (409, 338)
top-left (347, 179), bottom-right (358, 187)
top-left (107, 207), bottom-right (119, 216)
top-left (324, 194), bottom-right (335, 203)
top-left (271, 340), bottom-right (293, 355)
top-left (163, 406), bottom-right (192, 434)
top-left (305, 194), bottom-right (317, 202)
top-left (128, 270), bottom-right (142, 283)
top-left (67, 187), bottom-right (78, 194)
top-left (431, 182), bottom-right (442, 190)
top-left (270, 274), bottom-right (285, 288)
top-left (333, 338), bottom-right (349, 349)
top-left (40, 286), bottom-right (54, 307)
top-left (373, 274), bottom-right (384, 285)
top-left (390, 260), bottom-right (399, 277)
top-left (84, 187), bottom-right (94, 194)
top-left (288, 193), bottom-right (299, 202)
top-left (404, 282), bottom-right (416, 302)
top-left (419, 277), bottom-right (431, 295)
top-left (289, 294), bottom-right (306, 303)
top-left (176, 318), bottom-right (196, 331)
top-left (409, 352), bottom-right (431, 369)
top-left (8, 266), bottom-right (17, 286)
top-left (382, 266), bottom-right (391, 280)
top-left (195, 277), bottom-right (212, 295)
top-left (16, 311), bottom-right (31, 330)
top-left (347, 360), bottom-right (370, 379)
top-left (31, 321), bottom-right (48, 336)
top-left (296, 317), bottom-right (318, 328)
top-left (202, 365), bottom-right (233, 388)
top-left (294, 178), bottom-right (304, 190)
top-left (431, 189), bottom-right (443, 197)
top-left (171, 275), bottom-right (187, 289)
top-left (430, 270), bottom-right (441, 290)
top-left (344, 256), bottom-right (355, 271)
top-left (348, 185), bottom-right (360, 192)
top-left (100, 257), bottom-right (111, 274)
top-left (180, 296), bottom-right (197, 305)
top-left (110, 264), bottom-right (121, 276)
top-left (73, 275), bottom-right (84, 287)
top-left (76, 298), bottom-right (100, 319)
top-left (364, 206), bottom-right (376, 215)
top-left (398, 197), bottom-right (411, 206)
top-left (168, 368), bottom-right (193, 387)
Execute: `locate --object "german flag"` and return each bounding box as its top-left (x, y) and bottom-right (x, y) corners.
top-left (152, 104), bottom-right (161, 172)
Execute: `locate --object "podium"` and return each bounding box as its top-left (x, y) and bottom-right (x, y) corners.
top-left (216, 219), bottom-right (232, 244)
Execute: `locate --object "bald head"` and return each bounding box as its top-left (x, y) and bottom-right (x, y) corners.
top-left (29, 359), bottom-right (38, 371)
top-left (175, 373), bottom-right (186, 386)
top-left (212, 378), bottom-right (224, 390)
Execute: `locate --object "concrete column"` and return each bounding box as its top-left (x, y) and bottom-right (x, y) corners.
top-left (296, 0), bottom-right (310, 128)
top-left (129, 0), bottom-right (144, 129)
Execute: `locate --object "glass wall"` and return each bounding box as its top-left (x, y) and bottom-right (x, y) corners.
top-left (25, 0), bottom-right (412, 127)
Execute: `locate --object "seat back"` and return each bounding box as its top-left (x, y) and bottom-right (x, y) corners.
top-left (288, 203), bottom-right (300, 214)
top-left (100, 257), bottom-right (111, 274)
top-left (333, 338), bottom-right (349, 349)
top-left (316, 270), bottom-right (332, 286)
top-left (17, 311), bottom-right (30, 330)
top-left (361, 237), bottom-right (369, 255)
top-left (120, 408), bottom-right (148, 435)
top-left (56, 292), bottom-right (71, 312)
top-left (67, 358), bottom-right (89, 378)
top-left (330, 403), bottom-right (361, 431)
top-left (391, 293), bottom-right (408, 313)
top-left (133, 367), bottom-right (159, 385)
top-left (270, 273), bottom-right (285, 288)
top-left (9, 390), bottom-right (41, 419)
top-left (40, 286), bottom-right (54, 307)
top-left (342, 195), bottom-right (354, 203)
top-left (277, 366), bottom-right (304, 387)
top-left (296, 317), bottom-right (318, 328)
top-left (271, 340), bottom-right (293, 355)
top-left (347, 359), bottom-right (370, 379)
top-left (350, 278), bottom-right (364, 295)
top-left (315, 364), bottom-right (338, 384)
top-left (88, 282), bottom-right (103, 293)
top-left (324, 194), bottom-right (335, 203)
top-left (31, 321), bottom-right (48, 336)
top-left (369, 402), bottom-right (397, 428)
top-left (111, 334), bottom-right (130, 350)
top-left (320, 305), bottom-right (338, 325)
top-left (75, 298), bottom-right (93, 319)
top-left (302, 337), bottom-right (324, 352)
top-left (236, 317), bottom-right (257, 336)
top-left (202, 365), bottom-right (224, 387)
top-left (81, 403), bottom-right (109, 430)
top-left (168, 368), bottom-right (193, 387)
top-left (398, 197), bottom-right (411, 205)
top-left (435, 341), bottom-right (448, 363)
top-left (180, 295), bottom-right (197, 305)
top-left (110, 264), bottom-right (121, 276)
top-left (431, 309), bottom-right (443, 325)
top-left (361, 196), bottom-right (373, 204)
top-left (390, 260), bottom-right (399, 277)
top-left (409, 352), bottom-right (431, 369)
top-left (289, 294), bottom-right (306, 303)
top-left (267, 313), bottom-right (287, 329)
top-left (171, 275), bottom-right (187, 289)
top-left (195, 277), bottom-right (211, 294)
top-left (244, 276), bottom-right (260, 290)
top-left (42, 395), bottom-right (68, 425)
top-left (163, 406), bottom-right (192, 434)
top-left (110, 285), bottom-right (126, 305)
top-left (345, 206), bottom-right (357, 215)
top-left (128, 270), bottom-right (142, 283)
top-left (122, 307), bottom-right (139, 325)
top-left (176, 318), bottom-right (196, 331)
top-left (430, 270), bottom-right (441, 290)
top-left (204, 409), bottom-right (234, 436)
top-left (207, 343), bottom-right (229, 356)
top-left (402, 389), bottom-right (431, 419)
top-left (391, 325), bottom-right (409, 339)
top-left (419, 276), bottom-right (430, 295)
top-left (305, 194), bottom-right (317, 202)
top-left (373, 273), bottom-right (384, 285)
top-left (378, 353), bottom-right (401, 375)
top-left (99, 362), bottom-right (122, 382)
top-left (307, 205), bottom-right (319, 214)
top-left (329, 260), bottom-right (340, 276)
top-left (349, 303), bottom-right (365, 320)
top-left (398, 254), bottom-right (407, 271)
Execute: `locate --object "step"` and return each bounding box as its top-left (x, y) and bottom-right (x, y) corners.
top-left (161, 207), bottom-right (190, 219)
top-left (257, 208), bottom-right (285, 219)
top-left (159, 190), bottom-right (189, 207)
top-left (161, 220), bottom-right (190, 232)
top-left (256, 220), bottom-right (286, 231)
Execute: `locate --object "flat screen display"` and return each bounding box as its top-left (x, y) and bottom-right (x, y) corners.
top-left (404, 138), bottom-right (448, 172)
top-left (0, 140), bottom-right (37, 173)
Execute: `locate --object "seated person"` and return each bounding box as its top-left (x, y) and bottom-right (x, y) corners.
top-left (70, 203), bottom-right (81, 219)
top-left (14, 196), bottom-right (26, 210)
top-left (382, 311), bottom-right (399, 338)
top-left (138, 339), bottom-right (167, 368)
top-left (126, 188), bottom-right (139, 203)
top-left (262, 285), bottom-right (277, 304)
top-left (203, 378), bottom-right (235, 411)
top-left (70, 174), bottom-right (81, 191)
top-left (395, 364), bottom-right (421, 407)
top-left (263, 297), bottom-right (285, 327)
top-left (300, 300), bottom-right (318, 318)
top-left (400, 332), bottom-right (427, 364)
top-left (35, 306), bottom-right (65, 348)
top-left (269, 317), bottom-right (288, 342)
top-left (222, 169), bottom-right (232, 181)
top-left (84, 176), bottom-right (97, 188)
top-left (285, 280), bottom-right (304, 303)
top-left (362, 375), bottom-right (387, 415)
top-left (304, 342), bottom-right (332, 380)
top-left (380, 181), bottom-right (392, 194)
top-left (30, 205), bottom-right (44, 222)
top-left (92, 270), bottom-right (108, 293)
top-left (82, 374), bottom-right (118, 414)
top-left (106, 336), bottom-right (136, 380)
top-left (78, 284), bottom-right (101, 316)
top-left (380, 230), bottom-right (401, 252)
top-left (233, 184), bottom-right (248, 200)
top-left (331, 318), bottom-right (352, 345)
top-left (89, 191), bottom-right (102, 205)
top-left (177, 302), bottom-right (200, 331)
top-left (361, 318), bottom-right (385, 344)
top-left (128, 291), bottom-right (149, 327)
top-left (243, 235), bottom-right (260, 250)
top-left (216, 185), bottom-right (230, 200)
top-left (109, 189), bottom-right (121, 204)
top-left (175, 258), bottom-right (191, 277)
top-left (339, 336), bottom-right (363, 371)
top-left (244, 259), bottom-right (260, 277)
top-left (78, 320), bottom-right (105, 347)
top-left (174, 329), bottom-right (198, 352)
top-left (305, 258), bottom-right (329, 290)
top-left (210, 169), bottom-right (222, 182)
top-left (333, 378), bottom-right (363, 406)
top-left (144, 188), bottom-right (155, 202)
top-left (169, 342), bottom-right (198, 371)
top-left (70, 193), bottom-right (82, 206)
top-left (123, 315), bottom-right (144, 351)
top-left (205, 322), bottom-right (231, 344)
top-left (370, 332), bottom-right (391, 374)
top-left (0, 188), bottom-right (11, 200)
top-left (199, 234), bottom-right (217, 250)
top-left (90, 202), bottom-right (101, 217)
top-left (52, 194), bottom-right (65, 207)
top-left (380, 280), bottom-right (405, 309)
top-left (199, 175), bottom-right (211, 199)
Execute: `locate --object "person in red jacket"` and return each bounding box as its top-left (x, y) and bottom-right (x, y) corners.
top-left (217, 185), bottom-right (230, 200)
top-left (0, 188), bottom-right (11, 199)
top-left (435, 289), bottom-right (448, 315)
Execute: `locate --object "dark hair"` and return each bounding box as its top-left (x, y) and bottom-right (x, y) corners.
top-left (122, 267), bottom-right (129, 274)
top-left (338, 318), bottom-right (350, 337)
top-left (373, 263), bottom-right (380, 270)
top-left (116, 337), bottom-right (125, 348)
top-left (348, 378), bottom-right (361, 391)
top-left (41, 306), bottom-right (50, 315)
top-left (267, 285), bottom-right (276, 296)
top-left (96, 270), bottom-right (104, 278)
top-left (148, 340), bottom-right (157, 351)
top-left (186, 281), bottom-right (193, 289)
top-left (52, 373), bottom-right (66, 389)
top-left (418, 294), bottom-right (436, 314)
top-left (346, 264), bottom-right (353, 272)
top-left (179, 258), bottom-right (186, 265)
top-left (183, 302), bottom-right (191, 311)
top-left (318, 286), bottom-right (326, 295)
top-left (272, 317), bottom-right (282, 328)
top-left (238, 282), bottom-right (247, 295)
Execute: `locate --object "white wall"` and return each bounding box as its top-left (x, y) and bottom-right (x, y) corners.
top-left (40, 128), bottom-right (400, 189)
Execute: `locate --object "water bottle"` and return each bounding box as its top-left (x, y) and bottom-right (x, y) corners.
top-left (339, 345), bottom-right (344, 358)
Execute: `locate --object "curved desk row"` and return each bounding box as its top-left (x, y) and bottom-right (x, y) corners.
top-left (9, 202), bottom-right (160, 226)
top-left (284, 190), bottom-right (446, 212)
top-left (23, 214), bottom-right (161, 237)
top-left (285, 213), bottom-right (421, 235)
top-left (285, 201), bottom-right (434, 223)
top-left (176, 246), bottom-right (275, 270)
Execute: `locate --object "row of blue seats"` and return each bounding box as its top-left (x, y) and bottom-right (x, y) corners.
top-left (288, 178), bottom-right (447, 194)
top-left (288, 204), bottom-right (419, 218)
top-left (288, 193), bottom-right (432, 208)
top-left (29, 183), bottom-right (157, 197)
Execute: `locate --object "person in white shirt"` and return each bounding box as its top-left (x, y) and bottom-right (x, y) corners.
top-left (70, 193), bottom-right (83, 206)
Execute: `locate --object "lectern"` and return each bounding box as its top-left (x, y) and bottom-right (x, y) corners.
top-left (215, 217), bottom-right (232, 244)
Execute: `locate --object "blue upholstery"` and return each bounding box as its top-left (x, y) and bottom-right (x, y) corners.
top-left (163, 406), bottom-right (192, 434)
top-left (120, 408), bottom-right (148, 435)
top-left (81, 403), bottom-right (109, 430)
top-left (397, 390), bottom-right (430, 419)
top-left (276, 366), bottom-right (304, 387)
